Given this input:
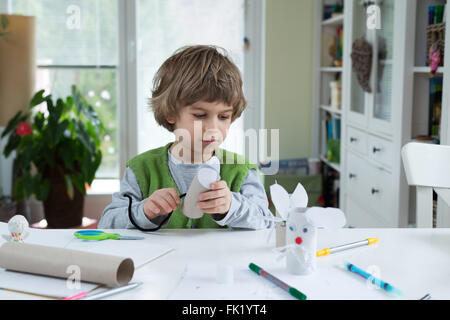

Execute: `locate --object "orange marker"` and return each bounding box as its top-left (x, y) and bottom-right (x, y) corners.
top-left (317, 238), bottom-right (379, 257)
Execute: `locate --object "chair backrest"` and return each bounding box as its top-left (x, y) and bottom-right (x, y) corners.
top-left (401, 142), bottom-right (450, 188)
top-left (401, 142), bottom-right (450, 227)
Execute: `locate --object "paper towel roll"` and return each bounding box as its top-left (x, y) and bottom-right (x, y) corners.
top-left (0, 242), bottom-right (134, 287)
top-left (182, 167), bottom-right (220, 219)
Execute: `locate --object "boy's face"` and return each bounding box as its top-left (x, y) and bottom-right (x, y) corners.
top-left (167, 100), bottom-right (233, 154)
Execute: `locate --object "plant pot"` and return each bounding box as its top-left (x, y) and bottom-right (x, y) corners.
top-left (43, 167), bottom-right (84, 229)
top-left (0, 201), bottom-right (17, 223)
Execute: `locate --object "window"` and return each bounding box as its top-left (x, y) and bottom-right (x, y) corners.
top-left (4, 0), bottom-right (264, 196)
top-left (10, 0), bottom-right (120, 179)
top-left (136, 0), bottom-right (246, 155)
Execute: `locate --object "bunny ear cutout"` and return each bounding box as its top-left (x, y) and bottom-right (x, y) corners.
top-left (270, 183), bottom-right (290, 220)
top-left (290, 182), bottom-right (308, 208)
top-left (305, 207), bottom-right (346, 229)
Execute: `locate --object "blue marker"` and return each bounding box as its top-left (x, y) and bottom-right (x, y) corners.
top-left (344, 262), bottom-right (403, 296)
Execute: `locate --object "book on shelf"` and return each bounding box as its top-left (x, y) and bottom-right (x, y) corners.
top-left (428, 5), bottom-right (446, 26)
top-left (323, 2), bottom-right (343, 21)
top-left (323, 114), bottom-right (341, 163)
top-left (429, 77), bottom-right (442, 142)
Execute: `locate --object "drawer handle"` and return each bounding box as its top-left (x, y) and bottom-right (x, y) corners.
top-left (349, 173), bottom-right (357, 179)
top-left (350, 137), bottom-right (358, 143)
top-left (371, 188), bottom-right (380, 195)
top-left (372, 147), bottom-right (382, 153)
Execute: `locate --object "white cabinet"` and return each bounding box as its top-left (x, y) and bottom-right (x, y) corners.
top-left (342, 0), bottom-right (405, 227)
top-left (314, 0), bottom-right (450, 227)
top-left (347, 0), bottom-right (396, 136)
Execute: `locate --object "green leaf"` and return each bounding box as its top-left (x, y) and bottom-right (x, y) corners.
top-left (71, 173), bottom-right (86, 194)
top-left (29, 89), bottom-right (47, 109)
top-left (58, 143), bottom-right (75, 171)
top-left (13, 177), bottom-right (25, 201)
top-left (75, 120), bottom-right (95, 154)
top-left (35, 179), bottom-right (51, 201)
top-left (22, 172), bottom-right (34, 198)
top-left (33, 112), bottom-right (45, 131)
top-left (54, 98), bottom-right (64, 120)
top-left (3, 133), bottom-right (21, 158)
top-left (64, 174), bottom-right (74, 200)
top-left (1, 111), bottom-right (23, 138)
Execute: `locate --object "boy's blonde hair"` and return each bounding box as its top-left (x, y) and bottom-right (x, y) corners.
top-left (150, 45), bottom-right (247, 132)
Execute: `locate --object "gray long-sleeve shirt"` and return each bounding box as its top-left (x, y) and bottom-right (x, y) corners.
top-left (98, 150), bottom-right (274, 230)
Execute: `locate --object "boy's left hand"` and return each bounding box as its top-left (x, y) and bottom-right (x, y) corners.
top-left (197, 180), bottom-right (232, 215)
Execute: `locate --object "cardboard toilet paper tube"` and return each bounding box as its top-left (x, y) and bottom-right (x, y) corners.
top-left (182, 167), bottom-right (219, 219)
top-left (0, 242), bottom-right (134, 287)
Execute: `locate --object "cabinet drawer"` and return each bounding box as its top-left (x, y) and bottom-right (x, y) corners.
top-left (366, 166), bottom-right (395, 226)
top-left (347, 126), bottom-right (367, 155)
top-left (367, 135), bottom-right (393, 169)
top-left (346, 152), bottom-right (370, 199)
top-left (345, 197), bottom-right (389, 228)
top-left (346, 152), bottom-right (396, 227)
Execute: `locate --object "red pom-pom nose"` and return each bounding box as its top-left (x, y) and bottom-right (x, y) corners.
top-left (295, 237), bottom-right (303, 245)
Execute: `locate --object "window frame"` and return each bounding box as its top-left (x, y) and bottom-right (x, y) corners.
top-left (2, 0), bottom-right (266, 199)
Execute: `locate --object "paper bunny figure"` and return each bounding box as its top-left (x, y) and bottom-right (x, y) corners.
top-left (269, 181), bottom-right (346, 275)
top-left (2, 215), bottom-right (29, 243)
top-left (264, 181), bottom-right (310, 245)
top-left (285, 207), bottom-right (346, 275)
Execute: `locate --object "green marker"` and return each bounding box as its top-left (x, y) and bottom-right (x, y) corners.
top-left (249, 263), bottom-right (307, 300)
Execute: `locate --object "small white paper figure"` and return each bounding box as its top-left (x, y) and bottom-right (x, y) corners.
top-left (270, 182), bottom-right (346, 275)
top-left (2, 215), bottom-right (29, 243)
top-left (263, 181), bottom-right (309, 245)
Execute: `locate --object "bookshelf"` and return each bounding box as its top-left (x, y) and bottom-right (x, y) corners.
top-left (313, 0), bottom-right (450, 227)
top-left (312, 0), bottom-right (345, 208)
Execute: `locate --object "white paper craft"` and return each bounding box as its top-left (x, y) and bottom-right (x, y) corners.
top-left (2, 215), bottom-right (29, 243)
top-left (263, 181), bottom-right (309, 246)
top-left (269, 181), bottom-right (346, 275)
top-left (182, 159), bottom-right (221, 219)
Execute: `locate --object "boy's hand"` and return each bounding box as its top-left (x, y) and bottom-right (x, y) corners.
top-left (143, 188), bottom-right (181, 219)
top-left (197, 180), bottom-right (232, 215)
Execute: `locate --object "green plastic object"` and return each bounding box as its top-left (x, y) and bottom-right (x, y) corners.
top-left (327, 139), bottom-right (341, 163)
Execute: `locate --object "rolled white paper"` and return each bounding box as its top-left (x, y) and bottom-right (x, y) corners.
top-left (182, 166), bottom-right (220, 219)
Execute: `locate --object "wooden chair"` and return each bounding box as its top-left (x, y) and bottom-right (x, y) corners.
top-left (401, 142), bottom-right (450, 227)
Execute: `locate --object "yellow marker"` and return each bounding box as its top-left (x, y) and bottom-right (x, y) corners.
top-left (317, 238), bottom-right (379, 257)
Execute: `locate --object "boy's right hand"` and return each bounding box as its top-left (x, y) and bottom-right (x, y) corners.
top-left (143, 188), bottom-right (181, 219)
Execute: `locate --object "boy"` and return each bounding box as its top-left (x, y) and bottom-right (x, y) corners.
top-left (98, 45), bottom-right (274, 230)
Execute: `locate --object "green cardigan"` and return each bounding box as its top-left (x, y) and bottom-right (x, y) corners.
top-left (126, 142), bottom-right (257, 229)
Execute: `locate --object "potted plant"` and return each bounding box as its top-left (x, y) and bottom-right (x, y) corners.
top-left (0, 186), bottom-right (15, 222)
top-left (1, 86), bottom-right (104, 228)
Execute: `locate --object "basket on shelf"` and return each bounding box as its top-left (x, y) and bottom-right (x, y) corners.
top-left (427, 22), bottom-right (446, 67)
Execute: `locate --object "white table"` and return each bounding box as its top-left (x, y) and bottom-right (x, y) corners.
top-left (101, 227), bottom-right (450, 300)
top-left (2, 228), bottom-right (450, 300)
